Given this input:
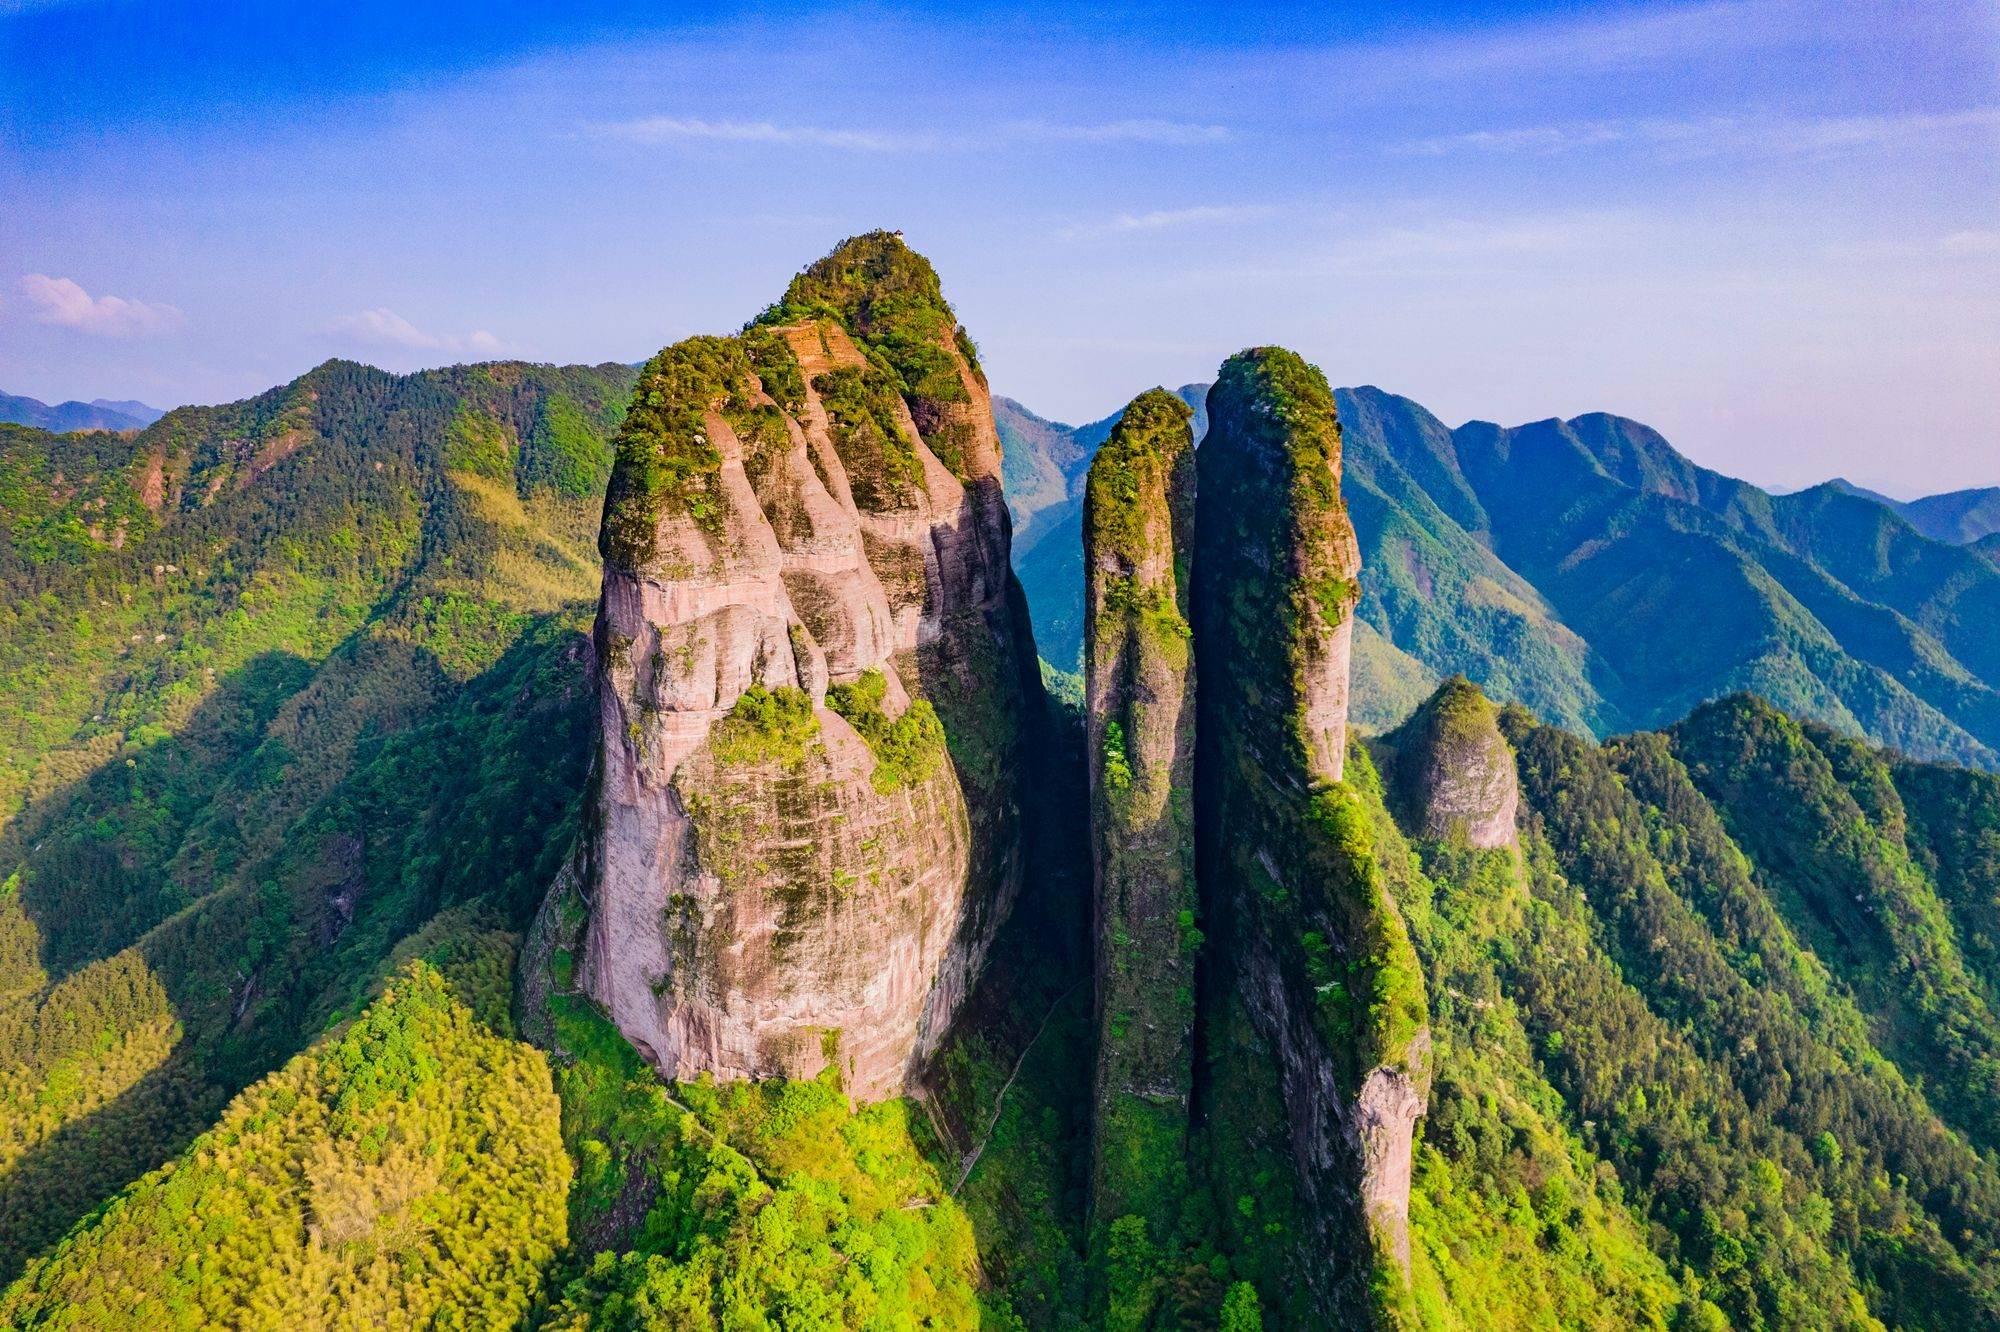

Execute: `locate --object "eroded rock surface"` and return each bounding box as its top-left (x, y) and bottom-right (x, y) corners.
top-left (1386, 675), bottom-right (1521, 850)
top-left (575, 233), bottom-right (1036, 1102)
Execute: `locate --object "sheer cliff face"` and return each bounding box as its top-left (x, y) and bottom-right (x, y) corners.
top-left (1193, 349), bottom-right (1430, 1320)
top-left (579, 233), bottom-right (1035, 1103)
top-left (1082, 390), bottom-right (1198, 1235)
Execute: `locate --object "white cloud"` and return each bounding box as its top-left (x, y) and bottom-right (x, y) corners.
top-left (1396, 122), bottom-right (1627, 156)
top-left (1751, 106), bottom-right (2000, 155)
top-left (1008, 119), bottom-right (1231, 146)
top-left (1942, 229), bottom-right (2000, 255)
top-left (592, 117), bottom-right (937, 152)
top-left (1397, 106), bottom-right (2000, 160)
top-left (1171, 212), bottom-right (1642, 286)
top-left (1061, 204), bottom-right (1277, 240)
top-left (590, 116), bottom-right (1232, 154)
top-left (1365, 0), bottom-right (1800, 84)
top-left (331, 308), bottom-right (507, 356)
top-left (1324, 217), bottom-right (1620, 266)
top-left (20, 274), bottom-right (183, 337)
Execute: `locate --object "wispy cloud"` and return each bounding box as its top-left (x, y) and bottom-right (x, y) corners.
top-left (1324, 217), bottom-right (1621, 266)
top-left (1396, 123), bottom-right (1627, 156)
top-left (1060, 204), bottom-right (1277, 240)
top-left (20, 274), bottom-right (183, 337)
top-left (1397, 106), bottom-right (2000, 159)
top-left (1755, 107), bottom-right (2000, 155)
top-left (1369, 0), bottom-right (1800, 83)
top-left (1007, 119), bottom-right (1231, 146)
top-left (1177, 213), bottom-right (1640, 286)
top-left (591, 116), bottom-right (938, 152)
top-left (590, 116), bottom-right (1232, 154)
top-left (331, 308), bottom-right (506, 355)
top-left (0, 0), bottom-right (91, 16)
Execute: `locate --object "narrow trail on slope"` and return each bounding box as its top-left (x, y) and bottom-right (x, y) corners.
top-left (951, 980), bottom-right (1084, 1195)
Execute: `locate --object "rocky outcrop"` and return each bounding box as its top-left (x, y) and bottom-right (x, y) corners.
top-left (1193, 348), bottom-right (1430, 1321)
top-left (1082, 390), bottom-right (1198, 1239)
top-left (1384, 676), bottom-right (1520, 849)
top-left (573, 233), bottom-right (1037, 1103)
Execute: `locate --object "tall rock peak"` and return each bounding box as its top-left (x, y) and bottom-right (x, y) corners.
top-left (1196, 347), bottom-right (1361, 785)
top-left (1194, 347), bottom-right (1429, 1319)
top-left (576, 232), bottom-right (1037, 1102)
top-left (1082, 388), bottom-right (1199, 1246)
top-left (1384, 676), bottom-right (1521, 850)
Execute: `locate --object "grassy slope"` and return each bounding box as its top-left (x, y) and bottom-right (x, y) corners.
top-left (0, 927), bottom-right (570, 1331)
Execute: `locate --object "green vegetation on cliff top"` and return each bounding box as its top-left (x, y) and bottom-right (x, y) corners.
top-left (599, 332), bottom-right (801, 567)
top-left (758, 229), bottom-right (980, 398)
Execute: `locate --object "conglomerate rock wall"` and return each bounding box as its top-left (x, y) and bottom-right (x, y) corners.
top-left (576, 233), bottom-right (1038, 1102)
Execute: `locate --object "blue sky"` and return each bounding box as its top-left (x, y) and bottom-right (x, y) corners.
top-left (2, 0), bottom-right (1995, 494)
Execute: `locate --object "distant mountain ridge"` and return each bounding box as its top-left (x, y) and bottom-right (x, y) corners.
top-left (1004, 383), bottom-right (2000, 767)
top-left (0, 390), bottom-right (165, 432)
top-left (1829, 477), bottom-right (2000, 546)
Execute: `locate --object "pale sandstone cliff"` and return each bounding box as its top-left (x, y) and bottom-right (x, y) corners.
top-left (571, 234), bottom-right (1035, 1102)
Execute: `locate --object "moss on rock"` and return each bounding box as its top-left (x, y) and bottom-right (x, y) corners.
top-left (828, 668), bottom-right (949, 793)
top-left (1083, 387), bottom-right (1202, 1318)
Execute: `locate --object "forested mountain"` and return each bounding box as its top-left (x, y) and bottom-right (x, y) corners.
top-left (0, 355), bottom-right (633, 1280)
top-left (1831, 479), bottom-right (2000, 547)
top-left (0, 392), bottom-right (164, 433)
top-left (3, 235), bottom-right (1999, 1329)
top-left (1007, 385), bottom-right (2000, 765)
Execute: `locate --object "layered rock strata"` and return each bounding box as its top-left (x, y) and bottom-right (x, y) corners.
top-left (1192, 348), bottom-right (1431, 1318)
top-left (1082, 390), bottom-right (1199, 1239)
top-left (576, 233), bottom-right (1036, 1102)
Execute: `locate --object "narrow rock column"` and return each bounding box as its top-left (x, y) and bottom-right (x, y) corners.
top-left (1193, 348), bottom-right (1430, 1321)
top-left (1082, 390), bottom-right (1199, 1256)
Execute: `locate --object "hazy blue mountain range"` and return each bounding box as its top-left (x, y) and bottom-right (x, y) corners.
top-left (0, 391), bottom-right (166, 433)
top-left (1829, 477), bottom-right (2000, 546)
top-left (1005, 384), bottom-right (2000, 766)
